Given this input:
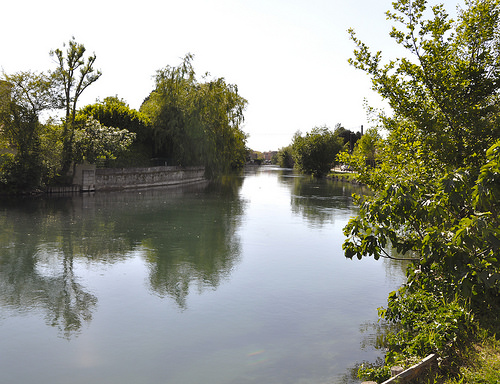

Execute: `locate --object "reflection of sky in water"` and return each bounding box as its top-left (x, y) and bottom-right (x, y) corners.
top-left (0, 168), bottom-right (407, 384)
top-left (34, 246), bottom-right (65, 278)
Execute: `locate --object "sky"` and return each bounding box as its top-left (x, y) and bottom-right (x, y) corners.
top-left (1, 0), bottom-right (461, 152)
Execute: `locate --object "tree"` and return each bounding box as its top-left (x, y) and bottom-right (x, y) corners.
top-left (277, 145), bottom-right (295, 168)
top-left (337, 128), bottom-right (382, 174)
top-left (79, 96), bottom-right (150, 141)
top-left (141, 54), bottom-right (248, 175)
top-left (292, 126), bottom-right (343, 177)
top-left (140, 54), bottom-right (201, 164)
top-left (72, 118), bottom-right (135, 164)
top-left (345, 0), bottom-right (500, 288)
top-left (195, 77), bottom-right (248, 174)
top-left (352, 128), bottom-right (381, 167)
top-left (348, 0), bottom-right (500, 169)
top-left (344, 0), bottom-right (500, 376)
top-left (344, 0), bottom-right (500, 352)
top-left (0, 71), bottom-right (59, 190)
top-left (51, 38), bottom-right (102, 175)
top-left (79, 97), bottom-right (153, 166)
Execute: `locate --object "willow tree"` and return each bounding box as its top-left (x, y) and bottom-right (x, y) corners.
top-left (196, 77), bottom-right (248, 174)
top-left (141, 54), bottom-right (248, 175)
top-left (140, 54), bottom-right (197, 165)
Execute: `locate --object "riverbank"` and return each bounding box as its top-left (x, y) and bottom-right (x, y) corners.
top-left (329, 168), bottom-right (500, 384)
top-left (441, 336), bottom-right (500, 384)
top-left (327, 170), bottom-right (362, 184)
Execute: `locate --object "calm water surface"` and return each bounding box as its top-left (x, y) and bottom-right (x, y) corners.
top-left (0, 166), bottom-right (407, 384)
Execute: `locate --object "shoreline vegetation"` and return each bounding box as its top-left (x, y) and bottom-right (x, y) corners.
top-left (332, 170), bottom-right (500, 383)
top-left (343, 0), bottom-right (500, 380)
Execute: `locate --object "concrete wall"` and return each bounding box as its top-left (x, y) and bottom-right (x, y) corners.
top-left (73, 163), bottom-right (97, 192)
top-left (93, 166), bottom-right (206, 191)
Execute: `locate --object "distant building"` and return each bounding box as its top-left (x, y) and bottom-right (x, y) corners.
top-left (248, 150), bottom-right (278, 165)
top-left (263, 151), bottom-right (277, 161)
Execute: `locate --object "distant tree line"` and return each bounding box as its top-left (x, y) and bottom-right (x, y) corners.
top-left (277, 123), bottom-right (362, 177)
top-left (0, 40), bottom-right (248, 193)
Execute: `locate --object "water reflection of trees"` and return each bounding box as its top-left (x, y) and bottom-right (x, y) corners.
top-left (0, 201), bottom-right (99, 339)
top-left (285, 175), bottom-right (364, 227)
top-left (340, 258), bottom-right (410, 383)
top-left (0, 176), bottom-right (245, 336)
top-left (142, 176), bottom-right (245, 309)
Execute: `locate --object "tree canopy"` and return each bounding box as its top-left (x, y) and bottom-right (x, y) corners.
top-left (51, 38), bottom-right (102, 174)
top-left (72, 117), bottom-right (135, 164)
top-left (79, 96), bottom-right (150, 141)
top-left (348, 0), bottom-right (500, 168)
top-left (291, 126), bottom-right (344, 177)
top-left (140, 54), bottom-right (248, 176)
top-left (0, 71), bottom-right (59, 190)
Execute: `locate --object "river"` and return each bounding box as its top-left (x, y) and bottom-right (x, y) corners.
top-left (0, 166), bottom-right (407, 384)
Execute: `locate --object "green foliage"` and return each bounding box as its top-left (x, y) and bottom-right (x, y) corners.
top-left (344, 140), bottom-right (500, 308)
top-left (345, 0), bottom-right (500, 379)
top-left (353, 128), bottom-right (381, 167)
top-left (51, 37), bottom-right (102, 173)
top-left (277, 145), bottom-right (294, 168)
top-left (336, 128), bottom-right (383, 176)
top-left (78, 96), bottom-right (153, 166)
top-left (1, 43), bottom-right (249, 191)
top-left (196, 77), bottom-right (248, 174)
top-left (72, 118), bottom-right (135, 164)
top-left (292, 126), bottom-right (343, 177)
top-left (0, 71), bottom-right (59, 191)
top-left (382, 290), bottom-right (474, 364)
top-left (359, 290), bottom-right (475, 382)
top-left (349, 0), bottom-right (500, 169)
top-left (140, 54), bottom-right (248, 176)
top-left (346, 0), bottom-right (500, 304)
top-left (358, 363), bottom-right (391, 383)
top-left (79, 96), bottom-right (150, 142)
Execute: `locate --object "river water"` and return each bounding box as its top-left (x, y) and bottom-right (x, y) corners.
top-left (0, 166), bottom-right (407, 384)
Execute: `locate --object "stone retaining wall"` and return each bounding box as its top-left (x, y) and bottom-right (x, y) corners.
top-left (94, 166), bottom-right (206, 191)
top-left (65, 164), bottom-right (206, 192)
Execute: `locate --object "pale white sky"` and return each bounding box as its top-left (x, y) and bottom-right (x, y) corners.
top-left (1, 0), bottom-right (460, 151)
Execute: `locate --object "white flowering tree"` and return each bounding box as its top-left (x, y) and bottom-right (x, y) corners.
top-left (72, 118), bottom-right (135, 164)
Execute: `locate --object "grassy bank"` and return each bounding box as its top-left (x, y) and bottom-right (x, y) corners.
top-left (439, 334), bottom-right (500, 384)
